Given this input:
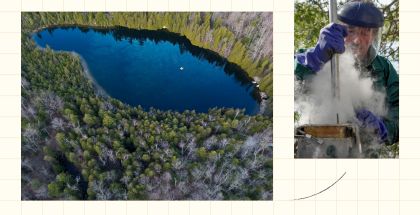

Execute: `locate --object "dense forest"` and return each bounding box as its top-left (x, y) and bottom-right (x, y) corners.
top-left (21, 12), bottom-right (273, 200)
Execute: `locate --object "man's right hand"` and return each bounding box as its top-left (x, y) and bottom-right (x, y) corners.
top-left (296, 23), bottom-right (348, 72)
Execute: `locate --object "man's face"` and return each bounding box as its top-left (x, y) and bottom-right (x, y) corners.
top-left (344, 25), bottom-right (376, 60)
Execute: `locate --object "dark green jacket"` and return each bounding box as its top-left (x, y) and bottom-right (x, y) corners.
top-left (295, 54), bottom-right (399, 144)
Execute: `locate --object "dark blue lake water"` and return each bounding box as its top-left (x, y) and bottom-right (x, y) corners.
top-left (33, 27), bottom-right (260, 114)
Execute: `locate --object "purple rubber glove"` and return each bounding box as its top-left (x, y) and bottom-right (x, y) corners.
top-left (296, 23), bottom-right (348, 72)
top-left (355, 109), bottom-right (388, 142)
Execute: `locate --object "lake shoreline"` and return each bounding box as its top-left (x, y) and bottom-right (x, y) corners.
top-left (69, 52), bottom-right (110, 99)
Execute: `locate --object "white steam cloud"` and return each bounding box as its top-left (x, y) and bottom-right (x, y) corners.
top-left (295, 50), bottom-right (386, 126)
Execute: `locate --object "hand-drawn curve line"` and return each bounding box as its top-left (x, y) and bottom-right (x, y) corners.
top-left (293, 171), bottom-right (346, 201)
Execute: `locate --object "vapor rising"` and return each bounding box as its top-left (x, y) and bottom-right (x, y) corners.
top-left (295, 49), bottom-right (386, 126)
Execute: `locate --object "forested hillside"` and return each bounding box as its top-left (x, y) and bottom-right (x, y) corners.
top-left (21, 12), bottom-right (273, 200)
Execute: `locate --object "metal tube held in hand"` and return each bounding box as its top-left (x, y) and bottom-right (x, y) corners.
top-left (329, 0), bottom-right (340, 123)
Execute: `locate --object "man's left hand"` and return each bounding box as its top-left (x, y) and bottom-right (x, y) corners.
top-left (355, 109), bottom-right (388, 142)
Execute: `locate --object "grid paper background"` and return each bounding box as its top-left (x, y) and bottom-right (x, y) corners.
top-left (0, 0), bottom-right (419, 214)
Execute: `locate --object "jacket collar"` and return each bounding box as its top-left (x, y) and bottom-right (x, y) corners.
top-left (358, 45), bottom-right (384, 72)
